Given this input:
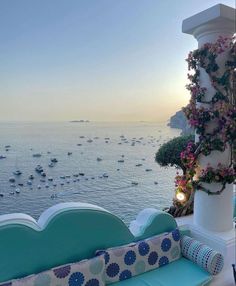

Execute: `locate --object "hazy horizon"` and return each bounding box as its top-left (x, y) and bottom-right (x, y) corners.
top-left (0, 0), bottom-right (234, 122)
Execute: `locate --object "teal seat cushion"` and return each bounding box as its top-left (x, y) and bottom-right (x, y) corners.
top-left (112, 258), bottom-right (212, 286)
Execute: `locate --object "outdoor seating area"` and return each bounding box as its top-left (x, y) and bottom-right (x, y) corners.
top-left (0, 3), bottom-right (235, 286)
top-left (0, 203), bottom-right (224, 286)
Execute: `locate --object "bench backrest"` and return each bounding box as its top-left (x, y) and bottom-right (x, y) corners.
top-left (0, 202), bottom-right (177, 283)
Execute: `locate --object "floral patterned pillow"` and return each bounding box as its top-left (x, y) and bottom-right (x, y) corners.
top-left (96, 228), bottom-right (181, 284)
top-left (0, 256), bottom-right (105, 286)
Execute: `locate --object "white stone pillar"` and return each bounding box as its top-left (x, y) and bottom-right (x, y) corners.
top-left (182, 4), bottom-right (235, 232)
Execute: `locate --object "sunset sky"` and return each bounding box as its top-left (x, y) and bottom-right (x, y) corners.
top-left (0, 0), bottom-right (234, 122)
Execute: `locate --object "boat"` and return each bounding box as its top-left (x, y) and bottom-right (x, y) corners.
top-left (41, 172), bottom-right (46, 177)
top-left (27, 180), bottom-right (32, 185)
top-left (29, 175), bottom-right (34, 180)
top-left (0, 155), bottom-right (6, 159)
top-left (77, 143), bottom-right (82, 146)
top-left (60, 176), bottom-right (65, 179)
top-left (154, 181), bottom-right (158, 185)
top-left (67, 152), bottom-right (72, 156)
top-left (5, 145), bottom-right (11, 148)
top-left (131, 182), bottom-right (138, 185)
top-left (9, 177), bottom-right (15, 183)
top-left (0, 193), bottom-right (4, 197)
top-left (37, 185), bottom-right (41, 189)
top-left (35, 165), bottom-right (43, 173)
top-left (15, 188), bottom-right (20, 194)
top-left (45, 184), bottom-right (49, 188)
top-left (103, 173), bottom-right (109, 178)
top-left (13, 170), bottom-right (22, 176)
top-left (32, 153), bottom-right (42, 158)
top-left (9, 191), bottom-right (15, 195)
top-left (48, 177), bottom-right (53, 181)
top-left (87, 139), bottom-right (93, 143)
top-left (97, 157), bottom-right (102, 162)
top-left (73, 174), bottom-right (79, 177)
top-left (145, 169), bottom-right (152, 172)
top-left (118, 159), bottom-right (124, 163)
top-left (51, 158), bottom-right (58, 163)
top-left (65, 175), bottom-right (71, 178)
top-left (135, 164), bottom-right (142, 167)
top-left (79, 173), bottom-right (85, 176)
top-left (48, 162), bottom-right (55, 168)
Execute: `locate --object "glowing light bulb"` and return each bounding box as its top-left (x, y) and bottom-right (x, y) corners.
top-left (176, 192), bottom-right (186, 202)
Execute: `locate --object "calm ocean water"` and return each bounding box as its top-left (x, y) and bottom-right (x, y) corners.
top-left (0, 121), bottom-right (180, 224)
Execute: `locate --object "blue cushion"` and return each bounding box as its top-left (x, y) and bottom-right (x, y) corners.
top-left (112, 258), bottom-right (212, 286)
top-left (96, 229), bottom-right (182, 284)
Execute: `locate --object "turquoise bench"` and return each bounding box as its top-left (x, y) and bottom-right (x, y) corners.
top-left (0, 203), bottom-right (217, 285)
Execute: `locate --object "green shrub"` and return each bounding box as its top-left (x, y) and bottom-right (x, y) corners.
top-left (155, 134), bottom-right (194, 174)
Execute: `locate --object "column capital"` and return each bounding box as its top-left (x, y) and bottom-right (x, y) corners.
top-left (182, 4), bottom-right (235, 44)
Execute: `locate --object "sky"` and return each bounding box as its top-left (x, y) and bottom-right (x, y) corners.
top-left (0, 0), bottom-right (235, 122)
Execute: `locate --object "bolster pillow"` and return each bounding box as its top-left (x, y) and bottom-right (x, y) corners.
top-left (180, 235), bottom-right (224, 275)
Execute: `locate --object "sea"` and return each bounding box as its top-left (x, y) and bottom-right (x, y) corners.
top-left (0, 121), bottom-right (180, 224)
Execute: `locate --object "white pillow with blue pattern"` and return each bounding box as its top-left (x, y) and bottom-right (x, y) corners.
top-left (180, 235), bottom-right (224, 275)
top-left (95, 228), bottom-right (181, 284)
top-left (0, 256), bottom-right (105, 286)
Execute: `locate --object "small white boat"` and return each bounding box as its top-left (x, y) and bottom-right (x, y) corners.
top-left (27, 180), bottom-right (32, 185)
top-left (48, 162), bottom-right (55, 168)
top-left (60, 176), bottom-right (65, 179)
top-left (15, 188), bottom-right (21, 194)
top-left (13, 170), bottom-right (22, 176)
top-left (48, 177), bottom-right (53, 181)
top-left (35, 165), bottom-right (43, 173)
top-left (32, 153), bottom-right (42, 158)
top-left (37, 185), bottom-right (41, 189)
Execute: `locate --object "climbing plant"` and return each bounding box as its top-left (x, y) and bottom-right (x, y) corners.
top-left (175, 35), bottom-right (236, 205)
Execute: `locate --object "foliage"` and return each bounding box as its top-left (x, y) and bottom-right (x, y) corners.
top-left (155, 135), bottom-right (194, 173)
top-left (175, 36), bottom-right (236, 200)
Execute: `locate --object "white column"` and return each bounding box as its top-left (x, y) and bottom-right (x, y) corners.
top-left (182, 4), bottom-right (235, 232)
